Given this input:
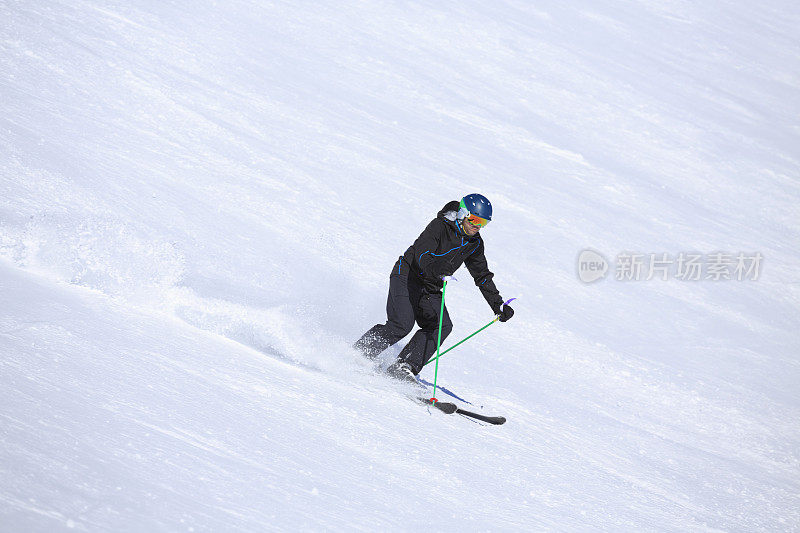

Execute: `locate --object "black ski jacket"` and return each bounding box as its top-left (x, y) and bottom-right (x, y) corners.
top-left (398, 201), bottom-right (505, 313)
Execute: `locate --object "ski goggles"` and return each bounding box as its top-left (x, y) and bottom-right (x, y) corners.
top-left (464, 212), bottom-right (490, 228)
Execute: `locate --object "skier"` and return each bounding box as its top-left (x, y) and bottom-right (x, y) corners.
top-left (354, 193), bottom-right (514, 382)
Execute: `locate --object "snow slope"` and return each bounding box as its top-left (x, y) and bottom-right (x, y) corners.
top-left (2, 0), bottom-right (799, 530)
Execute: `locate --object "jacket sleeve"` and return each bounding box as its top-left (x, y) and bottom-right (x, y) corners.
top-left (465, 239), bottom-right (505, 312)
top-left (410, 218), bottom-right (444, 277)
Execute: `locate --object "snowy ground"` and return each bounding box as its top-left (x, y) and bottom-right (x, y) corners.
top-left (2, 0), bottom-right (799, 531)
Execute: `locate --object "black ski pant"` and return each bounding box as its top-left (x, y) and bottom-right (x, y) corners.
top-left (354, 259), bottom-right (452, 374)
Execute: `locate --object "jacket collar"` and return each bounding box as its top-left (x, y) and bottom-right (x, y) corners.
top-left (444, 213), bottom-right (479, 242)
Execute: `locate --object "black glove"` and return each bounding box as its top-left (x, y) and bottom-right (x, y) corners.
top-left (496, 304), bottom-right (514, 322)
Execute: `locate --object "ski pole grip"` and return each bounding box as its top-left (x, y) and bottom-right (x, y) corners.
top-left (495, 297), bottom-right (517, 318)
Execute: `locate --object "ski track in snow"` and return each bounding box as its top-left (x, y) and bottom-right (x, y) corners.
top-left (2, 0), bottom-right (799, 530)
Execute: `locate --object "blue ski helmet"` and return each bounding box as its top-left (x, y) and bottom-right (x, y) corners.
top-left (459, 193), bottom-right (492, 222)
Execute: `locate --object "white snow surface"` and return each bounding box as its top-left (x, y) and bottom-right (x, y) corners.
top-left (2, 1), bottom-right (799, 530)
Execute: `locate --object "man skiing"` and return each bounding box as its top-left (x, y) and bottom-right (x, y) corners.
top-left (354, 193), bottom-right (514, 382)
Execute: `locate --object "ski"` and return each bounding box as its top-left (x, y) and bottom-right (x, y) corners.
top-left (454, 408), bottom-right (506, 425)
top-left (419, 397), bottom-right (457, 414)
top-left (418, 397), bottom-right (505, 424)
top-left (416, 377), bottom-right (472, 404)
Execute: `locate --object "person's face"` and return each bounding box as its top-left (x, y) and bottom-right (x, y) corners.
top-left (461, 217), bottom-right (482, 236)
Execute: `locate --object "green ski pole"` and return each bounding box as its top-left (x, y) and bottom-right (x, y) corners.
top-left (424, 317), bottom-right (498, 367)
top-left (431, 276), bottom-right (455, 404)
top-left (423, 297), bottom-right (516, 367)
